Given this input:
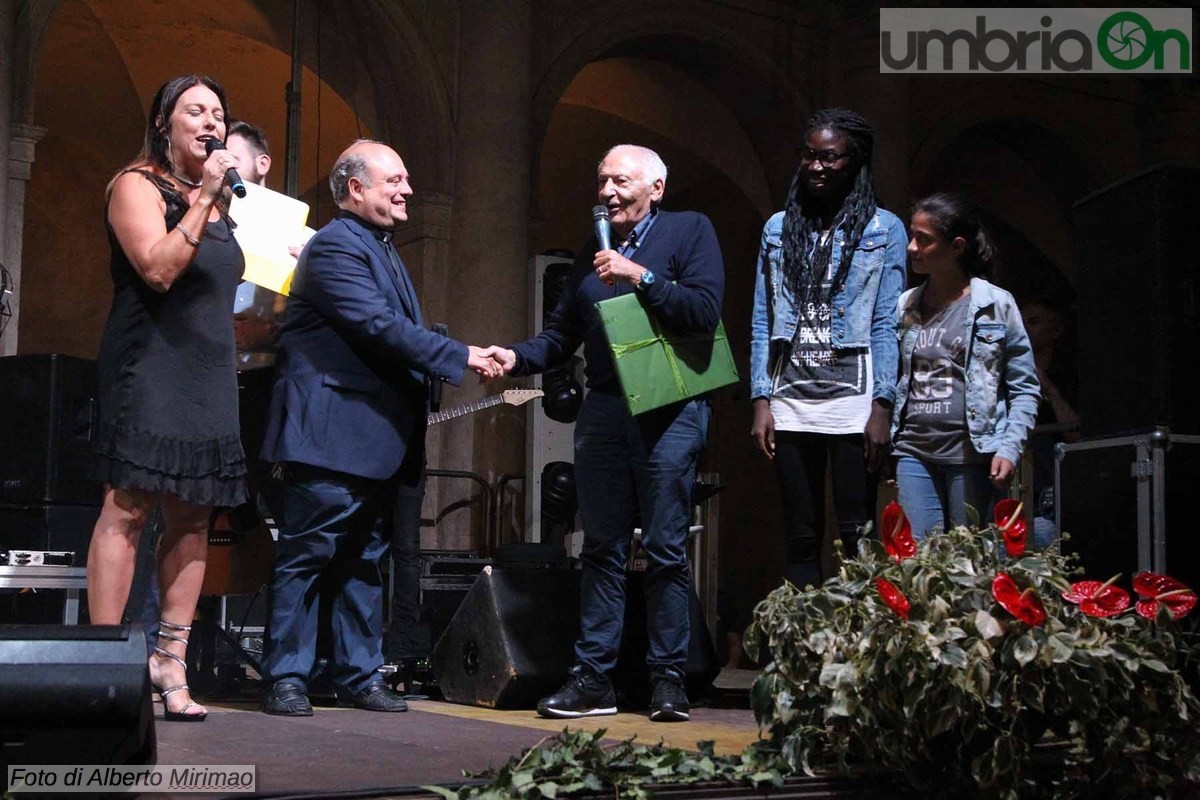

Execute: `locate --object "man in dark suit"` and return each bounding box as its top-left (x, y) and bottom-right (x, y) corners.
top-left (259, 139), bottom-right (499, 716)
top-left (486, 145), bottom-right (725, 722)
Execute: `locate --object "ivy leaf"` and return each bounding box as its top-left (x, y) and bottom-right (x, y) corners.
top-left (974, 609), bottom-right (1004, 639)
top-left (827, 689), bottom-right (854, 717)
top-left (819, 662), bottom-right (855, 688)
top-left (422, 787), bottom-right (459, 800)
top-left (939, 642), bottom-right (968, 669)
top-left (949, 557), bottom-right (978, 577)
top-left (1012, 557), bottom-right (1054, 577)
top-left (1013, 632), bottom-right (1038, 666)
top-left (1044, 635), bottom-right (1073, 663)
top-left (966, 660), bottom-right (991, 698)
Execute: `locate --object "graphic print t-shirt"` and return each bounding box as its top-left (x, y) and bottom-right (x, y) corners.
top-left (893, 293), bottom-right (985, 463)
top-left (770, 249), bottom-right (872, 434)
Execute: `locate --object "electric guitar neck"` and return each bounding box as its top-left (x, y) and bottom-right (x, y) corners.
top-left (427, 388), bottom-right (543, 425)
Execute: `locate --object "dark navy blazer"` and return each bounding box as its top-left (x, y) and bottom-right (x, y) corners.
top-left (261, 212), bottom-right (466, 480)
top-left (511, 209), bottom-right (725, 395)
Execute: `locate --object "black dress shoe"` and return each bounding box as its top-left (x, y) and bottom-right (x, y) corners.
top-left (351, 682), bottom-right (409, 712)
top-left (263, 682), bottom-right (313, 717)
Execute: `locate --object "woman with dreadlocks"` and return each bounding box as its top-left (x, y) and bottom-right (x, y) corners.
top-left (750, 108), bottom-right (907, 589)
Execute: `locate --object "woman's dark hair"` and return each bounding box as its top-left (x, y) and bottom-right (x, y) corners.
top-left (108, 75), bottom-right (231, 201)
top-left (912, 192), bottom-right (996, 277)
top-left (142, 75), bottom-right (230, 175)
top-left (781, 107), bottom-right (878, 305)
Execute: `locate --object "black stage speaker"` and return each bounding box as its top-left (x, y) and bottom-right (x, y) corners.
top-left (1072, 165), bottom-right (1200, 436)
top-left (0, 354), bottom-right (101, 506)
top-left (0, 624), bottom-right (155, 778)
top-left (431, 567), bottom-right (719, 709)
top-left (432, 568), bottom-right (579, 708)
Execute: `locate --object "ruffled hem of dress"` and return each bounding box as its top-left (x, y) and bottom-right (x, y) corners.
top-left (92, 421), bottom-right (248, 507)
top-left (93, 455), bottom-right (249, 508)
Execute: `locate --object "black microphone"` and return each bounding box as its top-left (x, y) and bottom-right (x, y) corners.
top-left (592, 205), bottom-right (612, 251)
top-left (204, 138), bottom-right (247, 198)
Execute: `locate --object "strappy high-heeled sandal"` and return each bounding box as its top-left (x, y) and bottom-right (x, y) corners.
top-left (152, 620), bottom-right (207, 722)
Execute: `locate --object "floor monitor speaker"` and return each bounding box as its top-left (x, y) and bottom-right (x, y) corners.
top-left (432, 568), bottom-right (579, 709)
top-left (0, 623), bottom-right (155, 783)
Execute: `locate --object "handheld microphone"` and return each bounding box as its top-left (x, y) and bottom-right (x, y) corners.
top-left (204, 138), bottom-right (247, 198)
top-left (592, 205), bottom-right (612, 251)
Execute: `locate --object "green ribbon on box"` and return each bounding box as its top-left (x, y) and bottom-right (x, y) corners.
top-left (597, 292), bottom-right (739, 415)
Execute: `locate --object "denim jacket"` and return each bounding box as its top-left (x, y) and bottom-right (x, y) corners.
top-left (891, 277), bottom-right (1041, 465)
top-left (750, 209), bottom-right (907, 402)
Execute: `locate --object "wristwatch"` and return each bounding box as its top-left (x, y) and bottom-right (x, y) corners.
top-left (636, 270), bottom-right (656, 291)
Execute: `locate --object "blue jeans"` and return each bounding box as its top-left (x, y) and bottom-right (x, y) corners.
top-left (263, 463), bottom-right (396, 694)
top-left (895, 455), bottom-right (995, 541)
top-left (572, 392), bottom-right (710, 674)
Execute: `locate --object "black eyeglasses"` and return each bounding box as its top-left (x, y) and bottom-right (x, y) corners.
top-left (799, 148), bottom-right (849, 167)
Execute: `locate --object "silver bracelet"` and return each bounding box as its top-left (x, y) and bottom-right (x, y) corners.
top-left (177, 224), bottom-right (200, 247)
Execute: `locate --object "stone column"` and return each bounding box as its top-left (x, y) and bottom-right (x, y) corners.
top-left (3, 123), bottom-right (46, 356)
top-left (440, 0), bottom-right (533, 550)
top-left (0, 0), bottom-right (13, 353)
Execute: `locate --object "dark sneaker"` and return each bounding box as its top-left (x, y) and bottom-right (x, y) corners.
top-left (349, 682), bottom-right (409, 712)
top-left (262, 682), bottom-right (313, 717)
top-left (537, 664), bottom-right (617, 718)
top-left (649, 667), bottom-right (689, 722)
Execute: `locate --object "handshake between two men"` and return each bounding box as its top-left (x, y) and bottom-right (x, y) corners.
top-left (463, 244), bottom-right (654, 382)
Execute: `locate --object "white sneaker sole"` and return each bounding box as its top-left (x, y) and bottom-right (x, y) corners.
top-left (649, 708), bottom-right (690, 722)
top-left (538, 705), bottom-right (617, 719)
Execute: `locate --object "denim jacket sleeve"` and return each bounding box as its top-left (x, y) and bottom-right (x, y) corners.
top-left (749, 218), bottom-right (775, 400)
top-left (869, 214), bottom-right (907, 405)
top-left (995, 303), bottom-right (1041, 464)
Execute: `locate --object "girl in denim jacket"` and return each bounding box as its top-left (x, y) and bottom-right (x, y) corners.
top-left (750, 108), bottom-right (907, 588)
top-left (891, 193), bottom-right (1040, 539)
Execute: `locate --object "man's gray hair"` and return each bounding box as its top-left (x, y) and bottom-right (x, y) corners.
top-left (329, 138), bottom-right (385, 205)
top-left (601, 144), bottom-right (668, 185)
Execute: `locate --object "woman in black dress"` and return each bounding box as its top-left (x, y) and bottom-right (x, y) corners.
top-left (88, 75), bottom-right (247, 721)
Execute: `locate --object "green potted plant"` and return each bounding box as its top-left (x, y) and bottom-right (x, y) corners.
top-left (746, 501), bottom-right (1200, 799)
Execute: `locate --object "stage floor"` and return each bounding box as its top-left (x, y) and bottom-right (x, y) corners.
top-left (154, 675), bottom-right (762, 799)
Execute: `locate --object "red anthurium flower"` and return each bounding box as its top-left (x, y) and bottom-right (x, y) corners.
top-left (880, 501), bottom-right (917, 562)
top-left (992, 573), bottom-right (1047, 626)
top-left (1061, 576), bottom-right (1131, 618)
top-left (875, 578), bottom-right (911, 620)
top-left (994, 499), bottom-right (1027, 558)
top-left (1132, 572), bottom-right (1198, 621)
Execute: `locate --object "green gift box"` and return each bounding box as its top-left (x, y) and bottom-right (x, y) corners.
top-left (596, 292), bottom-right (739, 415)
